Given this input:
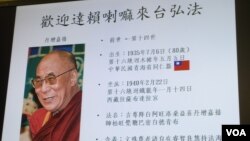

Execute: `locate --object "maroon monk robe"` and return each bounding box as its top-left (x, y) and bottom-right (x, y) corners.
top-left (29, 91), bottom-right (82, 141)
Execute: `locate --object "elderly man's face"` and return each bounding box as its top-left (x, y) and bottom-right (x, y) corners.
top-left (35, 53), bottom-right (74, 112)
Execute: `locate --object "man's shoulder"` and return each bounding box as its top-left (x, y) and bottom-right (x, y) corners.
top-left (33, 108), bottom-right (47, 117)
top-left (67, 90), bottom-right (82, 107)
top-left (28, 108), bottom-right (48, 136)
top-left (29, 108), bottom-right (48, 124)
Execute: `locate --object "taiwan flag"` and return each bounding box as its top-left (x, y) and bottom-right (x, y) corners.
top-left (174, 60), bottom-right (190, 71)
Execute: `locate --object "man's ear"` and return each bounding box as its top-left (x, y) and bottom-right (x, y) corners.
top-left (70, 70), bottom-right (78, 86)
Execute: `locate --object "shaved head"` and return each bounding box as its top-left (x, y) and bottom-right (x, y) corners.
top-left (39, 50), bottom-right (77, 70)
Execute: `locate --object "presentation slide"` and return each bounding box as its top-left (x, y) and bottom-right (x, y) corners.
top-left (2, 0), bottom-right (239, 141)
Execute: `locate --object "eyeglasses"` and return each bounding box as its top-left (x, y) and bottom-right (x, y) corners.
top-left (31, 68), bottom-right (75, 89)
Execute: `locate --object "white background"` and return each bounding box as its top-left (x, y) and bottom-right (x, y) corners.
top-left (2, 0), bottom-right (239, 140)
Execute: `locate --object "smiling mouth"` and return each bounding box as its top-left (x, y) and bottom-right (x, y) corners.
top-left (43, 96), bottom-right (55, 102)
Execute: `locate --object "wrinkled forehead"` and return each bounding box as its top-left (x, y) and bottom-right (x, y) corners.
top-left (36, 53), bottom-right (70, 77)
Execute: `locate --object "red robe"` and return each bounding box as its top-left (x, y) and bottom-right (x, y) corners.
top-left (29, 91), bottom-right (82, 141)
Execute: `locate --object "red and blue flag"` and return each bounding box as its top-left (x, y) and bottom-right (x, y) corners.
top-left (174, 60), bottom-right (190, 71)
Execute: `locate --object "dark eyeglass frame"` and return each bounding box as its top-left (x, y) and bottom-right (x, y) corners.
top-left (31, 67), bottom-right (76, 89)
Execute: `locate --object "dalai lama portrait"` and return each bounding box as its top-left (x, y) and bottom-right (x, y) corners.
top-left (29, 50), bottom-right (82, 141)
